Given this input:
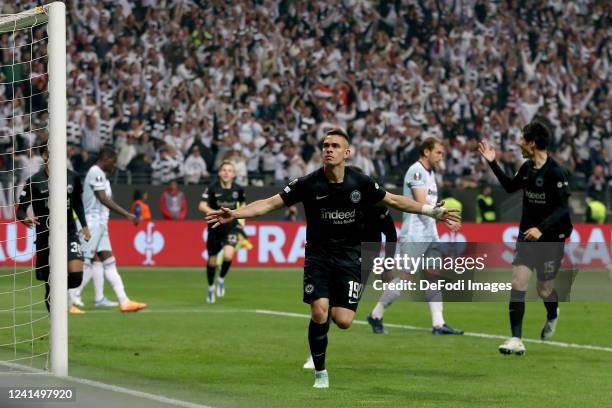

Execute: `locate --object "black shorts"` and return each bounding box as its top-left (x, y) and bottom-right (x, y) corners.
top-left (303, 250), bottom-right (362, 311)
top-left (512, 240), bottom-right (565, 281)
top-left (35, 231), bottom-right (83, 281)
top-left (207, 227), bottom-right (240, 256)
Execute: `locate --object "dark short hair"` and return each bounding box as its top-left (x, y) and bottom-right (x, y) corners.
top-left (522, 119), bottom-right (551, 150)
top-left (419, 137), bottom-right (442, 156)
top-left (324, 127), bottom-right (350, 142)
top-left (98, 145), bottom-right (117, 160)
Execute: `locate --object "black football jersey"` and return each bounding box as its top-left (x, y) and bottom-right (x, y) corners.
top-left (362, 205), bottom-right (397, 243)
top-left (201, 181), bottom-right (245, 234)
top-left (489, 157), bottom-right (573, 240)
top-left (17, 169), bottom-right (87, 237)
top-left (280, 167), bottom-right (386, 253)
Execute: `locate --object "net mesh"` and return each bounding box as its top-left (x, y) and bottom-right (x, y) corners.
top-left (0, 6), bottom-right (50, 371)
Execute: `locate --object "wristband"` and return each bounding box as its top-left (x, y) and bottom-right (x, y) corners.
top-left (422, 204), bottom-right (435, 216)
top-left (422, 204), bottom-right (443, 219)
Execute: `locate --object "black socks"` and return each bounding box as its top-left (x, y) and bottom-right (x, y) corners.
top-left (220, 261), bottom-right (232, 278)
top-left (206, 264), bottom-right (216, 286)
top-left (509, 289), bottom-right (526, 338)
top-left (544, 289), bottom-right (558, 320)
top-left (308, 319), bottom-right (330, 371)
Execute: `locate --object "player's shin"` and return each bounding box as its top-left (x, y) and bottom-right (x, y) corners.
top-left (425, 289), bottom-right (445, 327)
top-left (67, 271), bottom-right (83, 289)
top-left (74, 260), bottom-right (93, 296)
top-left (543, 289), bottom-right (558, 320)
top-left (371, 277), bottom-right (402, 319)
top-left (44, 282), bottom-right (50, 313)
top-left (102, 257), bottom-right (128, 304)
top-left (509, 289), bottom-right (526, 338)
top-left (206, 264), bottom-right (216, 286)
top-left (220, 260), bottom-right (232, 279)
top-left (308, 318), bottom-right (330, 372)
top-left (92, 260), bottom-right (105, 302)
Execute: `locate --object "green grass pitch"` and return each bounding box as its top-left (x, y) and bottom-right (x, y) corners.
top-left (1, 267), bottom-right (611, 407)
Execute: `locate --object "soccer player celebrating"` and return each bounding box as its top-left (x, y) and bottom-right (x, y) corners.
top-left (206, 128), bottom-right (460, 388)
top-left (367, 138), bottom-right (464, 335)
top-left (17, 145), bottom-right (91, 314)
top-left (479, 119), bottom-right (573, 355)
top-left (303, 165), bottom-right (397, 369)
top-left (198, 161), bottom-right (246, 303)
top-left (69, 146), bottom-right (147, 313)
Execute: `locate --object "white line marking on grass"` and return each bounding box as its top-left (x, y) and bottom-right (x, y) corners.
top-left (253, 309), bottom-right (612, 353)
top-left (0, 361), bottom-right (216, 408)
top-left (64, 376), bottom-right (215, 408)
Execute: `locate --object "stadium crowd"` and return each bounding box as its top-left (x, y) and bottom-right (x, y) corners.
top-left (1, 0), bottom-right (610, 197)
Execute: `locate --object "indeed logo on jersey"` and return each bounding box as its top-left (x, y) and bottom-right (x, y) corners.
top-left (320, 208), bottom-right (356, 224)
top-left (525, 190), bottom-right (546, 204)
top-left (217, 200), bottom-right (237, 208)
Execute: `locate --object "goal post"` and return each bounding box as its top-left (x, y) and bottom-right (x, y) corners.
top-left (0, 2), bottom-right (68, 377)
top-left (47, 1), bottom-right (68, 378)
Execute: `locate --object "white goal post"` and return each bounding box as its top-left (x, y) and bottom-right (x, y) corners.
top-left (0, 2), bottom-right (67, 376)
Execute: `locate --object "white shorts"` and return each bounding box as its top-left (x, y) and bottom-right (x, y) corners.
top-left (80, 224), bottom-right (112, 260)
top-left (399, 236), bottom-right (442, 274)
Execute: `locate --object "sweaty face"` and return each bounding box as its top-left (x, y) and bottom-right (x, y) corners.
top-left (219, 164), bottom-right (235, 183)
top-left (425, 143), bottom-right (445, 168)
top-left (322, 135), bottom-right (350, 166)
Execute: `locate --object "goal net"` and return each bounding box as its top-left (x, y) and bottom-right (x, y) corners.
top-left (0, 2), bottom-right (67, 376)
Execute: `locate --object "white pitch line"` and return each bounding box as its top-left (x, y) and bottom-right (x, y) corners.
top-left (0, 361), bottom-right (215, 408)
top-left (253, 309), bottom-right (612, 353)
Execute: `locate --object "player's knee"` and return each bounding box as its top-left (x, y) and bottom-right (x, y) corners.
top-left (334, 318), bottom-right (353, 330)
top-left (102, 256), bottom-right (116, 267)
top-left (67, 271), bottom-right (83, 289)
top-left (536, 285), bottom-right (553, 299)
top-left (511, 277), bottom-right (529, 292)
top-left (310, 307), bottom-right (328, 323)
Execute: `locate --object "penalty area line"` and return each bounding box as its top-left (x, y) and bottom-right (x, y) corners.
top-left (252, 309), bottom-right (612, 354)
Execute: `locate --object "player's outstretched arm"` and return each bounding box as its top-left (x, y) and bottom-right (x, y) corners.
top-left (206, 194), bottom-right (285, 228)
top-left (94, 190), bottom-right (138, 225)
top-left (381, 192), bottom-right (461, 229)
top-left (478, 140), bottom-right (525, 193)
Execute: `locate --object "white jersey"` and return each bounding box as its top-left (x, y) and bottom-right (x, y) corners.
top-left (399, 161), bottom-right (439, 241)
top-left (83, 164), bottom-right (111, 227)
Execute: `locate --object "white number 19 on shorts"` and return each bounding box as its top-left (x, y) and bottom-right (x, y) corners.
top-left (348, 281), bottom-right (362, 300)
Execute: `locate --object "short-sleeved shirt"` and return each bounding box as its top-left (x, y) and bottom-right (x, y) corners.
top-left (83, 164), bottom-right (112, 227)
top-left (280, 167), bottom-right (386, 254)
top-left (399, 161), bottom-right (438, 240)
top-left (201, 181), bottom-right (245, 235)
top-left (516, 157), bottom-right (573, 240)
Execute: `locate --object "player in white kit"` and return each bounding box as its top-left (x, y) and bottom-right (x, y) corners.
top-left (69, 146), bottom-right (147, 312)
top-left (367, 138), bottom-right (463, 335)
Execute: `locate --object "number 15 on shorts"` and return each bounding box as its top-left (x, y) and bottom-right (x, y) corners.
top-left (348, 281), bottom-right (362, 302)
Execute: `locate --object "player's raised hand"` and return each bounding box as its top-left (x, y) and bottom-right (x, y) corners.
top-left (81, 226), bottom-right (91, 241)
top-left (478, 140), bottom-right (496, 162)
top-left (22, 216), bottom-right (40, 228)
top-left (205, 207), bottom-right (235, 228)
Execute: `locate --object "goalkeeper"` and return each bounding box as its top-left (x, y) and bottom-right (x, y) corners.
top-left (16, 145), bottom-right (91, 314)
